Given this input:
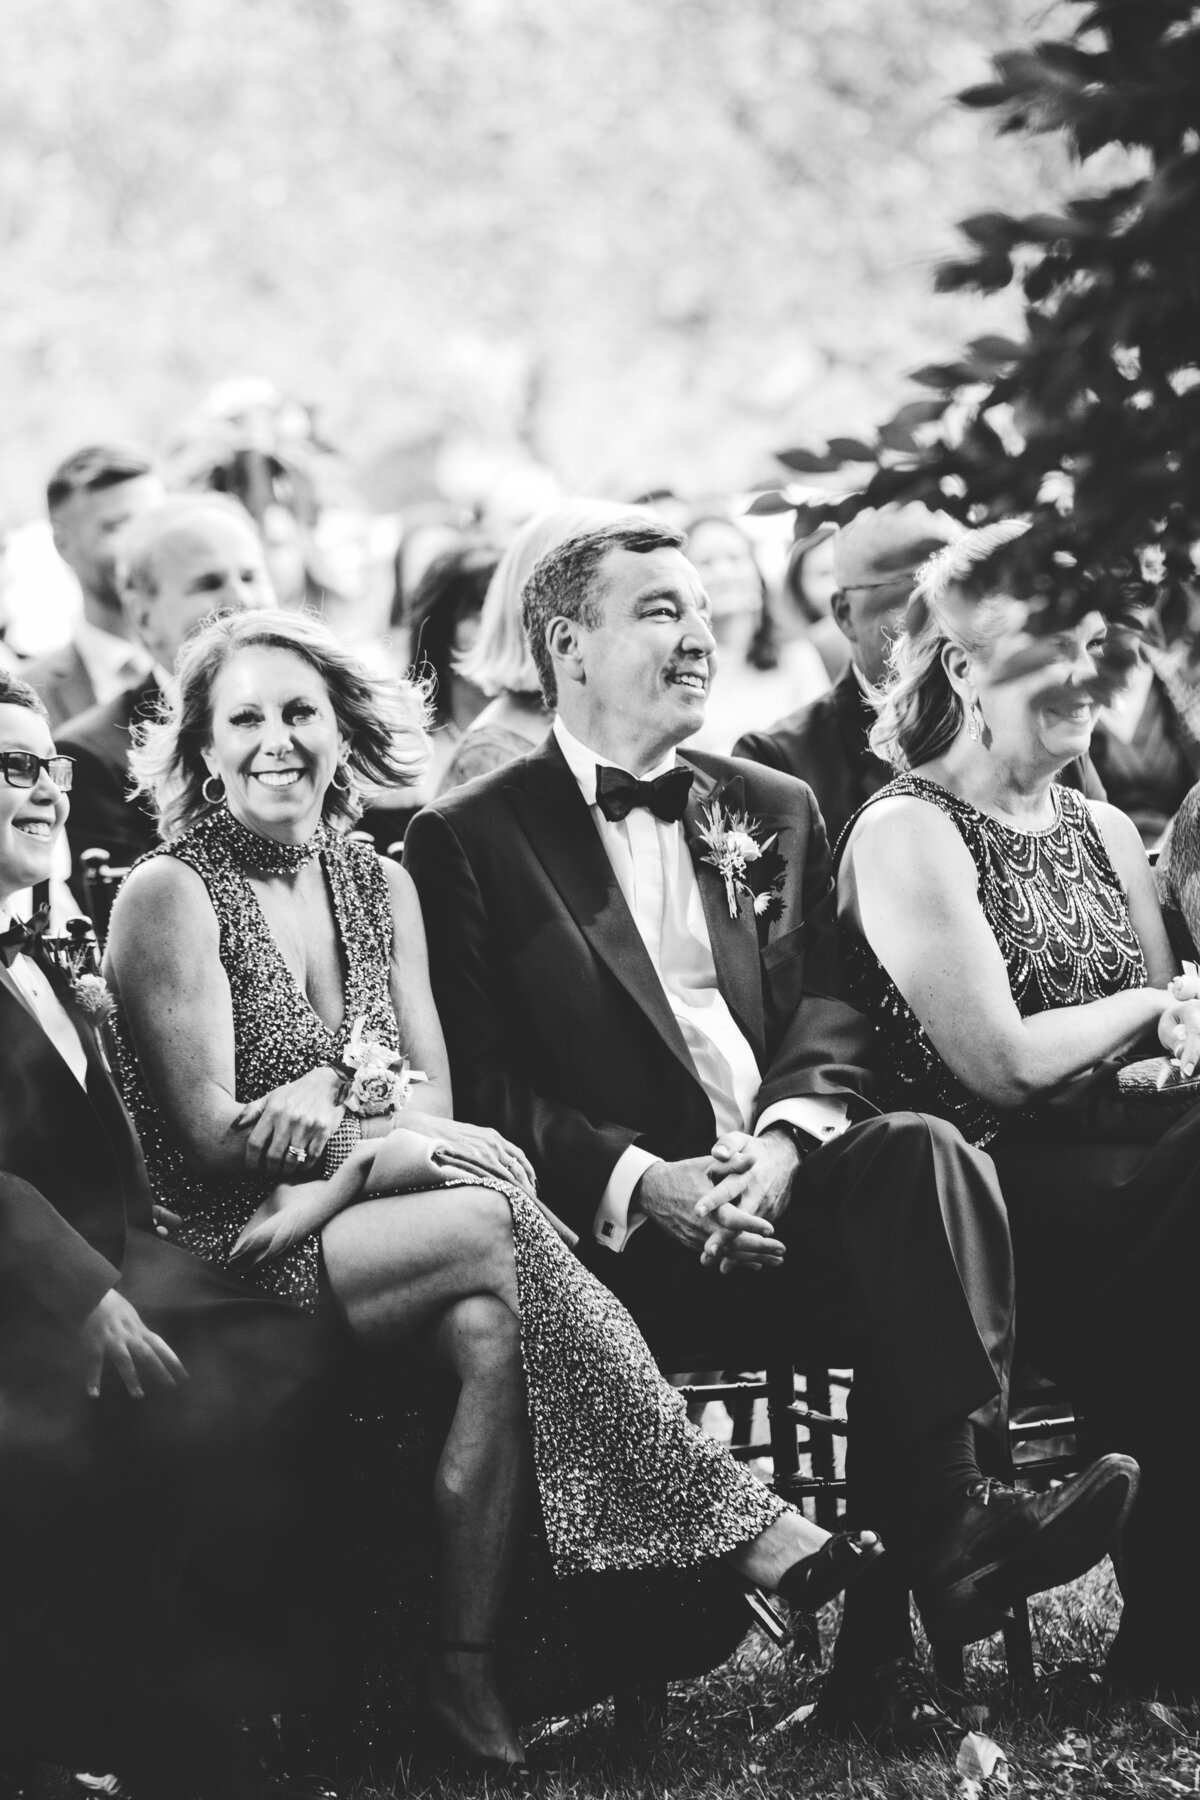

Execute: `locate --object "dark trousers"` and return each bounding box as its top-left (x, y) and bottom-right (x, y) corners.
top-left (0, 1232), bottom-right (341, 1769)
top-left (583, 1111), bottom-right (1015, 1561)
top-left (992, 1106), bottom-right (1200, 1689)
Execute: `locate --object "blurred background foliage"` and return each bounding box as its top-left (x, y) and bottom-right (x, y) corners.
top-left (1, 0), bottom-right (1077, 520)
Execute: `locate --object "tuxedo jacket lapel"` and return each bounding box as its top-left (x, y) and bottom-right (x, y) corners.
top-left (0, 961), bottom-right (43, 1033)
top-left (5, 959), bottom-right (151, 1231)
top-left (507, 740), bottom-right (700, 1085)
top-left (681, 761), bottom-right (767, 1066)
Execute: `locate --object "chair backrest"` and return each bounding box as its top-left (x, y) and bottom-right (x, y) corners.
top-left (79, 847), bottom-right (132, 950)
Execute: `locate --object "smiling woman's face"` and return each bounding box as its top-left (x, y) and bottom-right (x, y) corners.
top-left (0, 702), bottom-right (68, 904)
top-left (203, 645), bottom-right (348, 844)
top-left (971, 609), bottom-right (1111, 771)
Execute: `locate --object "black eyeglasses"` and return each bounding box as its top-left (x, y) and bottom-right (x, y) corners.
top-left (0, 752), bottom-right (75, 792)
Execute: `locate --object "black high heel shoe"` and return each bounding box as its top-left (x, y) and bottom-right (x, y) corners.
top-left (746, 1531), bottom-right (886, 1644)
top-left (777, 1530), bottom-right (886, 1612)
top-left (421, 1642), bottom-right (539, 1787)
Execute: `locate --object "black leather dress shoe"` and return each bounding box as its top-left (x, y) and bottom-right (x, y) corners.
top-left (812, 1656), bottom-right (959, 1750)
top-left (915, 1453), bottom-right (1139, 1648)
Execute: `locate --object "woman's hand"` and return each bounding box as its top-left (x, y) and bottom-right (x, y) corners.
top-left (1157, 995), bottom-right (1200, 1078)
top-left (229, 1180), bottom-right (341, 1268)
top-left (231, 1066), bottom-right (345, 1182)
top-left (402, 1112), bottom-right (538, 1196)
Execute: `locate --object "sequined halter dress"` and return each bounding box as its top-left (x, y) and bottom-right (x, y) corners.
top-left (114, 805), bottom-right (784, 1576)
top-left (838, 776), bottom-right (1148, 1149)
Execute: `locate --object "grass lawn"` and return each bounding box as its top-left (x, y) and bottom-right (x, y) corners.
top-left (375, 1563), bottom-right (1200, 1799)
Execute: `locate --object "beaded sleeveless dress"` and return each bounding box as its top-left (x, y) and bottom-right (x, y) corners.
top-left (838, 776), bottom-right (1148, 1149)
top-left (114, 805), bottom-right (784, 1576)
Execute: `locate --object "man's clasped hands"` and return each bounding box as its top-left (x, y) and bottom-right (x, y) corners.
top-left (635, 1127), bottom-right (801, 1276)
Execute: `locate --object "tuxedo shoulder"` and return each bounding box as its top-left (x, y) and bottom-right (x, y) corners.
top-left (408, 752), bottom-right (538, 857)
top-left (691, 748), bottom-right (821, 817)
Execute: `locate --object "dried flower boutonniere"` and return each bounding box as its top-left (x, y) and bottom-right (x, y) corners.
top-left (43, 919), bottom-right (116, 1025)
top-left (697, 800), bottom-right (786, 923)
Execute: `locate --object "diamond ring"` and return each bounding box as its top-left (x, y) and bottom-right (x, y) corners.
top-left (286, 1146), bottom-right (309, 1162)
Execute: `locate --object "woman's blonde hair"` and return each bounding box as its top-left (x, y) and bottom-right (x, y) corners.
top-left (131, 609), bottom-right (432, 840)
top-left (870, 519), bottom-right (1030, 770)
top-left (455, 498), bottom-right (639, 699)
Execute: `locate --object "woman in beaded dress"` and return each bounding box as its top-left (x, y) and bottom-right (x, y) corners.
top-left (106, 609), bottom-right (879, 1772)
top-left (835, 522), bottom-right (1200, 1703)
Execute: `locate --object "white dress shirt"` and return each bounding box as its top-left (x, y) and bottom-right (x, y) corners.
top-left (551, 719), bottom-right (849, 1249)
top-left (74, 619), bottom-right (153, 708)
top-left (0, 905), bottom-right (89, 1087)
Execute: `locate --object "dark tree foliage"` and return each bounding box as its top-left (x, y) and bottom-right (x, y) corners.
top-left (753, 1), bottom-right (1200, 633)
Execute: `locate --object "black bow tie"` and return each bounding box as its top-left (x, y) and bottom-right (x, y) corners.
top-left (0, 903), bottom-right (51, 969)
top-left (594, 764), bottom-right (693, 824)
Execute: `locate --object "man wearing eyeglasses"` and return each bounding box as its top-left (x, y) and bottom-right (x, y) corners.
top-left (57, 494), bottom-right (276, 891)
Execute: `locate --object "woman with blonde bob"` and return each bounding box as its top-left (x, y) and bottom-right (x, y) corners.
top-left (105, 607), bottom-right (881, 1772)
top-left (437, 498), bottom-right (638, 794)
top-left (837, 521), bottom-right (1200, 1701)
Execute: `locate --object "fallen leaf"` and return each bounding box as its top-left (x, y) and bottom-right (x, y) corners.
top-left (957, 1730), bottom-right (1010, 1795)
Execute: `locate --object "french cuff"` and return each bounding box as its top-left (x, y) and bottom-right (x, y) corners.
top-left (755, 1096), bottom-right (849, 1150)
top-left (593, 1146), bottom-right (662, 1252)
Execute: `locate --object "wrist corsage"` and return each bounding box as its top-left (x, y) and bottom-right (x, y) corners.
top-left (335, 1014), bottom-right (428, 1118)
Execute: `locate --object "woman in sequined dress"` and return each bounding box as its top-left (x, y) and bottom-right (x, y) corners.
top-left (105, 609), bottom-right (878, 1771)
top-left (836, 522), bottom-right (1200, 1702)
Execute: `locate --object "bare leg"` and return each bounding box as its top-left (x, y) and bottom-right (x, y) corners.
top-left (322, 1186), bottom-right (528, 1762)
top-left (725, 1509), bottom-right (832, 1588)
top-left (426, 1296), bottom-right (530, 1764)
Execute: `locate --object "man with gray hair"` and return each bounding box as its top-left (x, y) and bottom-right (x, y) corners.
top-left (58, 493), bottom-right (274, 882)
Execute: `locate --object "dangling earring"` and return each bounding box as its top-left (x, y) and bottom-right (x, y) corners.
top-left (964, 691), bottom-right (985, 741)
top-left (330, 762), bottom-right (352, 795)
top-left (202, 773), bottom-right (226, 806)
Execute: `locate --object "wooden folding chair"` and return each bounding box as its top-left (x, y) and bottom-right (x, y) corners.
top-left (78, 847), bottom-right (132, 950)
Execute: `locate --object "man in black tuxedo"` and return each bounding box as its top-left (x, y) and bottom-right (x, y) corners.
top-left (735, 505), bottom-right (1104, 847)
top-left (58, 494), bottom-right (276, 888)
top-left (405, 516), bottom-right (1136, 1742)
top-left (0, 675), bottom-right (330, 1791)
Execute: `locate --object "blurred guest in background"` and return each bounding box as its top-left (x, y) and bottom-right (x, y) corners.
top-left (165, 378), bottom-right (345, 615)
top-left (404, 541), bottom-right (499, 795)
top-left (58, 495), bottom-right (274, 882)
top-left (781, 527), bottom-right (852, 685)
top-left (682, 511), bottom-right (827, 753)
top-left (437, 499), bottom-right (635, 796)
top-left (390, 506), bottom-right (468, 631)
top-left (23, 446), bottom-right (163, 729)
top-left (736, 506), bottom-right (963, 847)
top-left (1089, 590), bottom-right (1200, 850)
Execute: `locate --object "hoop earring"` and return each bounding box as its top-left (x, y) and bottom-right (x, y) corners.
top-left (330, 762), bottom-right (352, 795)
top-left (965, 698), bottom-right (983, 744)
top-left (202, 773), bottom-right (226, 806)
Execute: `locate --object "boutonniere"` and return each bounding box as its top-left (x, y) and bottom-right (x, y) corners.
top-left (42, 919), bottom-right (116, 1025)
top-left (337, 1014), bottom-right (429, 1117)
top-left (697, 799), bottom-right (786, 923)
